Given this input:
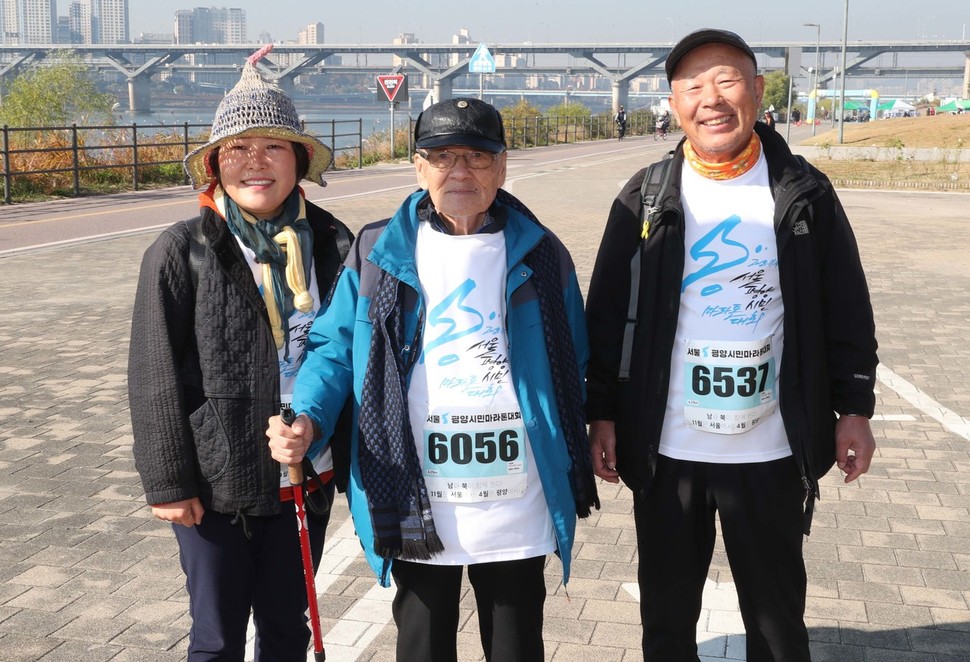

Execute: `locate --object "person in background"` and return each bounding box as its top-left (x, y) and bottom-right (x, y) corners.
top-left (266, 97), bottom-right (599, 662)
top-left (616, 104), bottom-right (629, 139)
top-left (656, 109), bottom-right (672, 139)
top-left (763, 108), bottom-right (777, 130)
top-left (585, 29), bottom-right (877, 662)
top-left (128, 44), bottom-right (353, 660)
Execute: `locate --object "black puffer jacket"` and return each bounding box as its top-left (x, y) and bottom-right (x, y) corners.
top-left (128, 202), bottom-right (352, 516)
top-left (585, 123), bottom-right (878, 503)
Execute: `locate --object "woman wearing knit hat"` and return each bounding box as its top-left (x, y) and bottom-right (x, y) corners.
top-left (128, 45), bottom-right (354, 660)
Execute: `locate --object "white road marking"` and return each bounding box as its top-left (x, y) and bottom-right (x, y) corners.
top-left (872, 413), bottom-right (916, 421)
top-left (877, 364), bottom-right (970, 441)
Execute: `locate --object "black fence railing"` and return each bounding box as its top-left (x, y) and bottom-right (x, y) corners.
top-left (504, 113), bottom-right (654, 149)
top-left (1, 112), bottom-right (662, 204)
top-left (0, 118), bottom-right (365, 204)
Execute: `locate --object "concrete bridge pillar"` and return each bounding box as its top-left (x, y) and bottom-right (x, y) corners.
top-left (432, 77), bottom-right (453, 104)
top-left (127, 76), bottom-right (151, 113)
top-left (278, 77), bottom-right (296, 97)
top-left (611, 81), bottom-right (629, 113)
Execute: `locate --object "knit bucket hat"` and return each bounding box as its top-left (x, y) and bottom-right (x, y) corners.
top-left (183, 44), bottom-right (333, 189)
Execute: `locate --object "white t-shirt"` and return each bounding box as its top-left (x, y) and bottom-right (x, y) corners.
top-left (658, 153), bottom-right (792, 463)
top-left (406, 221), bottom-right (556, 565)
top-left (237, 239), bottom-right (334, 485)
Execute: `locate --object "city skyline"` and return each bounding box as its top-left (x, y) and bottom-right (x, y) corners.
top-left (0, 1), bottom-right (965, 46)
top-left (127, 0), bottom-right (969, 44)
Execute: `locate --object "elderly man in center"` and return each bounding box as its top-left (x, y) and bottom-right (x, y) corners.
top-left (266, 97), bottom-right (598, 662)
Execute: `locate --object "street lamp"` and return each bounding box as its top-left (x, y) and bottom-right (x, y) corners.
top-left (838, 0), bottom-right (849, 144)
top-left (803, 23), bottom-right (820, 136)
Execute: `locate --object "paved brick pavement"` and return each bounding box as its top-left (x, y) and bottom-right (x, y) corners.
top-left (1, 138), bottom-right (969, 661)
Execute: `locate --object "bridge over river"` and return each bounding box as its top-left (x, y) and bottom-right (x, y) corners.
top-left (1, 39), bottom-right (968, 113)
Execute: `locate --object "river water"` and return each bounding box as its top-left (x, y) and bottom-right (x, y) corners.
top-left (118, 102), bottom-right (423, 147)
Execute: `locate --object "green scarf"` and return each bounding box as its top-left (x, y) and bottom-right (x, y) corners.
top-left (216, 186), bottom-right (314, 357)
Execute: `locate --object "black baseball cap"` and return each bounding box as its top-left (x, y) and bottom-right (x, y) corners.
top-left (665, 28), bottom-right (758, 83)
top-left (414, 98), bottom-right (506, 153)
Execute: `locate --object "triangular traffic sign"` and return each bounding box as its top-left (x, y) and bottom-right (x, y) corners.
top-left (376, 74), bottom-right (406, 102)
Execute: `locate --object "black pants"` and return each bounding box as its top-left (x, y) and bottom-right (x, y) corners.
top-left (633, 456), bottom-right (811, 662)
top-left (173, 483), bottom-right (334, 662)
top-left (391, 556), bottom-right (547, 662)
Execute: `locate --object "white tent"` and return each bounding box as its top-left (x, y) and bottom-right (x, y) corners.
top-left (877, 98), bottom-right (916, 117)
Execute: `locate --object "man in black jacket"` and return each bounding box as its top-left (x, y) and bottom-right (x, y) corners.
top-left (585, 29), bottom-right (878, 662)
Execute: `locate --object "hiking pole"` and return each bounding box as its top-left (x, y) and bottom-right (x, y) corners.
top-left (281, 406), bottom-right (326, 662)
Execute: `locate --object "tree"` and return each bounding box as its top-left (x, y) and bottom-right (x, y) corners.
top-left (546, 101), bottom-right (591, 119)
top-left (0, 51), bottom-right (115, 127)
top-left (499, 99), bottom-right (543, 123)
top-left (499, 99), bottom-right (545, 148)
top-left (761, 70), bottom-right (794, 115)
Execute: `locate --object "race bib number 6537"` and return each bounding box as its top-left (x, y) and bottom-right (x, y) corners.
top-left (683, 337), bottom-right (777, 435)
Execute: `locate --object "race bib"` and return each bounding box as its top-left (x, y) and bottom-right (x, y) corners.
top-left (683, 337), bottom-right (777, 435)
top-left (422, 409), bottom-right (528, 503)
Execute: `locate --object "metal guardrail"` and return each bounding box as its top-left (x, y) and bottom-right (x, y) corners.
top-left (504, 113), bottom-right (653, 149)
top-left (0, 113), bottom-right (657, 204)
top-left (0, 118), bottom-right (365, 204)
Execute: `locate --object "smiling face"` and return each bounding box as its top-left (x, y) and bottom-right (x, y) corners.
top-left (414, 146), bottom-right (508, 235)
top-left (216, 136), bottom-right (298, 219)
top-left (668, 43), bottom-right (765, 163)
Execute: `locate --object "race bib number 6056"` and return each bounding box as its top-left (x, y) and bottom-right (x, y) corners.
top-left (422, 410), bottom-right (528, 503)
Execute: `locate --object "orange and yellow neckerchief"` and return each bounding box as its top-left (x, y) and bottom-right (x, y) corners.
top-left (640, 132), bottom-right (763, 239)
top-left (683, 132), bottom-right (761, 181)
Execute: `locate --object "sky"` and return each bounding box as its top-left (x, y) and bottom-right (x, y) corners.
top-left (130, 1), bottom-right (970, 45)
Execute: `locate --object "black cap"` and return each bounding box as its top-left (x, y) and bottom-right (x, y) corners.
top-left (414, 98), bottom-right (506, 153)
top-left (665, 28), bottom-right (757, 83)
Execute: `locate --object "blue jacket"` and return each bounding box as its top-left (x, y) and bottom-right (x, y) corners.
top-left (294, 189), bottom-right (589, 586)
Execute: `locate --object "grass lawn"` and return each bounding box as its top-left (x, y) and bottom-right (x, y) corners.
top-left (798, 114), bottom-right (970, 190)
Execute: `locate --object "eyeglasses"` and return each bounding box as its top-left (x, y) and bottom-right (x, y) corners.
top-left (416, 149), bottom-right (499, 169)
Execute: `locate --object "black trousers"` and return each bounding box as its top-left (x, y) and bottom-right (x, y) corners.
top-left (173, 483), bottom-right (334, 662)
top-left (633, 456), bottom-right (811, 662)
top-left (390, 556), bottom-right (547, 662)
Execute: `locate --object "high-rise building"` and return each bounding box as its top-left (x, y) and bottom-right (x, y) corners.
top-left (91, 0), bottom-right (128, 44)
top-left (297, 22), bottom-right (323, 45)
top-left (392, 32), bottom-right (416, 69)
top-left (66, 0), bottom-right (128, 44)
top-left (174, 6), bottom-right (246, 45)
top-left (67, 1), bottom-right (89, 43)
top-left (56, 14), bottom-right (72, 42)
top-left (450, 27), bottom-right (472, 67)
top-left (1, 0), bottom-right (57, 44)
top-left (173, 7), bottom-right (247, 90)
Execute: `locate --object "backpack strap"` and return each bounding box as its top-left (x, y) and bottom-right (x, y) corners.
top-left (638, 154), bottom-right (674, 240)
top-left (320, 220), bottom-right (353, 307)
top-left (333, 219), bottom-right (352, 262)
top-left (618, 154), bottom-right (674, 381)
